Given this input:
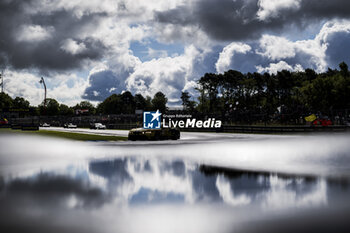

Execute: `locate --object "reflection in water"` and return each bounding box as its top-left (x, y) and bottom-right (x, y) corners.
top-left (2, 133), bottom-right (350, 178)
top-left (87, 158), bottom-right (331, 209)
top-left (1, 157), bottom-right (350, 233)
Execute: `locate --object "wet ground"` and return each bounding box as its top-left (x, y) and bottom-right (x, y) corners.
top-left (1, 132), bottom-right (350, 233)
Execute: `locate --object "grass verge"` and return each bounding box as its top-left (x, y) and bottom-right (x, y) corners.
top-left (0, 128), bottom-right (127, 141)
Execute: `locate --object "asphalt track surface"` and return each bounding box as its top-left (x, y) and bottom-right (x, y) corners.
top-left (40, 126), bottom-right (291, 143)
top-left (1, 129), bottom-right (350, 233)
top-left (3, 127), bottom-right (350, 178)
top-left (35, 127), bottom-right (350, 178)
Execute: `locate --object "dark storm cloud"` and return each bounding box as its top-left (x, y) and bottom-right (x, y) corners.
top-left (0, 0), bottom-right (107, 71)
top-left (192, 46), bottom-right (220, 75)
top-left (155, 0), bottom-right (350, 41)
top-left (83, 69), bottom-right (131, 101)
top-left (300, 0), bottom-right (350, 19)
top-left (227, 50), bottom-right (268, 73)
top-left (155, 0), bottom-right (263, 41)
top-left (325, 31), bottom-right (350, 68)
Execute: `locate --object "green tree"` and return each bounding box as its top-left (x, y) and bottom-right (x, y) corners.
top-left (97, 94), bottom-right (122, 114)
top-left (145, 96), bottom-right (153, 111)
top-left (13, 97), bottom-right (30, 109)
top-left (339, 61), bottom-right (349, 77)
top-left (59, 104), bottom-right (74, 115)
top-left (0, 93), bottom-right (13, 109)
top-left (194, 61), bottom-right (350, 124)
top-left (198, 73), bottom-right (221, 113)
top-left (151, 92), bottom-right (167, 112)
top-left (181, 91), bottom-right (196, 111)
top-left (40, 98), bottom-right (60, 116)
top-left (74, 101), bottom-right (96, 115)
top-left (120, 91), bottom-right (135, 114)
top-left (304, 68), bottom-right (317, 82)
top-left (135, 94), bottom-right (145, 109)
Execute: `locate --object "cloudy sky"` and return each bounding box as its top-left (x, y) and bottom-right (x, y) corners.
top-left (1, 0), bottom-right (350, 106)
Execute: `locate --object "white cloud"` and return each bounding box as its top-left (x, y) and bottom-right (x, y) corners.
top-left (86, 19), bottom-right (350, 103)
top-left (147, 48), bottom-right (168, 59)
top-left (255, 20), bottom-right (350, 73)
top-left (88, 62), bottom-right (109, 77)
top-left (4, 71), bottom-right (43, 106)
top-left (16, 25), bottom-right (53, 42)
top-left (260, 176), bottom-right (327, 210)
top-left (256, 34), bottom-right (327, 73)
top-left (256, 61), bottom-right (304, 74)
top-left (315, 20), bottom-right (350, 44)
top-left (48, 74), bottom-right (89, 106)
top-left (60, 39), bottom-right (87, 55)
top-left (257, 35), bottom-right (296, 60)
top-left (257, 0), bottom-right (301, 21)
top-left (7, 1), bottom-right (350, 106)
top-left (216, 175), bottom-right (251, 207)
top-left (126, 55), bottom-right (189, 101)
top-left (126, 45), bottom-right (199, 103)
top-left (256, 34), bottom-right (326, 72)
top-left (4, 70), bottom-right (88, 106)
top-left (215, 42), bottom-right (251, 74)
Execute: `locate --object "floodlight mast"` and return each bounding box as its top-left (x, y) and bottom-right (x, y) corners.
top-left (0, 71), bottom-right (3, 93)
top-left (39, 77), bottom-right (47, 107)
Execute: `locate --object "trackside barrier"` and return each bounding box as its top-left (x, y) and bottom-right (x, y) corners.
top-left (179, 125), bottom-right (349, 133)
top-left (106, 124), bottom-right (348, 133)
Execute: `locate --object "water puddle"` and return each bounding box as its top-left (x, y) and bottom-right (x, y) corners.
top-left (1, 156), bottom-right (350, 233)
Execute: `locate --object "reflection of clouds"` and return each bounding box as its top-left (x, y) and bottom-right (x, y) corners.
top-left (87, 158), bottom-right (331, 210)
top-left (2, 172), bottom-right (109, 209)
top-left (89, 158), bottom-right (196, 204)
top-left (2, 134), bottom-right (350, 179)
top-left (0, 157), bottom-right (337, 211)
top-left (216, 175), bottom-right (251, 206)
top-left (2, 157), bottom-right (350, 233)
top-left (0, 157), bottom-right (333, 211)
top-left (126, 158), bottom-right (195, 203)
top-left (259, 175), bottom-right (327, 210)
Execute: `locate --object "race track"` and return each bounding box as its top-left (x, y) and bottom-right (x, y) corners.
top-left (1, 129), bottom-right (350, 233)
top-left (40, 126), bottom-right (292, 142)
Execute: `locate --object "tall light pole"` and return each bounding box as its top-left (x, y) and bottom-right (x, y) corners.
top-left (0, 71), bottom-right (3, 93)
top-left (39, 77), bottom-right (47, 107)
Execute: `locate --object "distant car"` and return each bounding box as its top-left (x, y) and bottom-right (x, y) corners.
top-left (41, 123), bottom-right (50, 127)
top-left (63, 123), bottom-right (77, 129)
top-left (90, 123), bottom-right (106, 129)
top-left (128, 127), bottom-right (180, 141)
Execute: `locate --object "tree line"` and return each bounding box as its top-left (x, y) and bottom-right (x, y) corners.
top-left (1, 62), bottom-right (349, 124)
top-left (186, 62), bottom-right (350, 124)
top-left (0, 91), bottom-right (168, 116)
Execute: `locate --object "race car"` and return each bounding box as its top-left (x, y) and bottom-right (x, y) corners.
top-left (128, 127), bottom-right (180, 141)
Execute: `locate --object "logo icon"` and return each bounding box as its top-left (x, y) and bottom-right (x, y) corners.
top-left (143, 110), bottom-right (162, 129)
